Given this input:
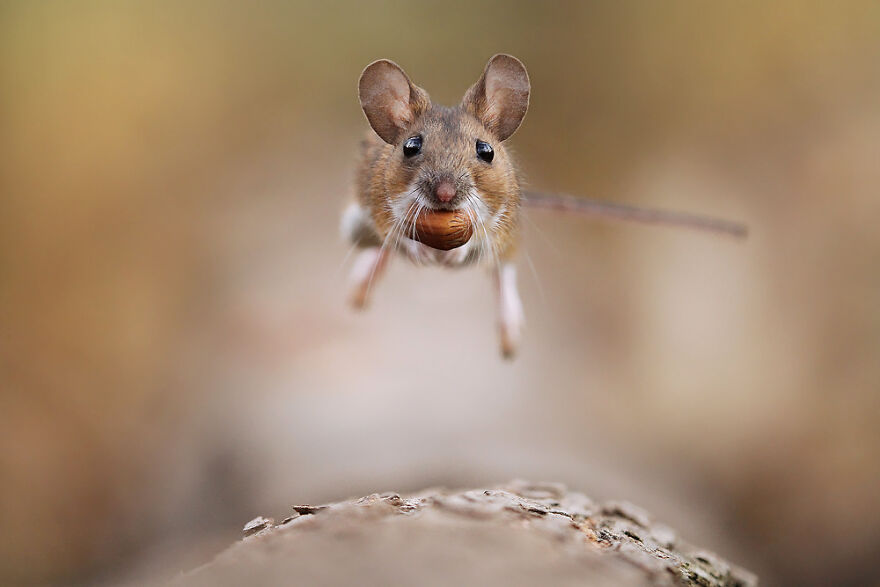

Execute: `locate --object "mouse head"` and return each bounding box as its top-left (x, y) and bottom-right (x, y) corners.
top-left (358, 55), bottom-right (530, 219)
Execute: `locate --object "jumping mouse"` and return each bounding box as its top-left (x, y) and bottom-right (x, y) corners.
top-left (341, 54), bottom-right (745, 358)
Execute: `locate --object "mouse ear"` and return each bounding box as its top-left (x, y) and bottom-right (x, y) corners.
top-left (462, 54), bottom-right (530, 141)
top-left (359, 60), bottom-right (430, 144)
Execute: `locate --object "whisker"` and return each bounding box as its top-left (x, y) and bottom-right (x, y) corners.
top-left (468, 192), bottom-right (497, 271)
top-left (464, 195), bottom-right (479, 261)
top-left (522, 248), bottom-right (546, 308)
top-left (404, 200), bottom-right (422, 264)
top-left (460, 198), bottom-right (479, 265)
top-left (364, 197), bottom-right (416, 301)
top-left (336, 235), bottom-right (363, 281)
top-left (521, 209), bottom-right (564, 260)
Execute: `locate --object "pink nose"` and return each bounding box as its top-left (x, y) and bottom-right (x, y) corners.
top-left (435, 181), bottom-right (456, 203)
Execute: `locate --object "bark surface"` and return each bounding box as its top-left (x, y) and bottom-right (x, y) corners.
top-left (176, 481), bottom-right (756, 587)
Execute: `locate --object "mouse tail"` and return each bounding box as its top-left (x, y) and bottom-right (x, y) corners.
top-left (521, 190), bottom-right (748, 239)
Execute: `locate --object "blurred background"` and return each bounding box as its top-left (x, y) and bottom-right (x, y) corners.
top-left (2, 1), bottom-right (879, 585)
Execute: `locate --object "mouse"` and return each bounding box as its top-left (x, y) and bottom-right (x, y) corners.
top-left (341, 54), bottom-right (746, 359)
top-left (342, 54), bottom-right (529, 358)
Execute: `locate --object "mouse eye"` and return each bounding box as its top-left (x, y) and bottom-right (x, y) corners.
top-left (476, 140), bottom-right (494, 163)
top-left (403, 136), bottom-right (422, 158)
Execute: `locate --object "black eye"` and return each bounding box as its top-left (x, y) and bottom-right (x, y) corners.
top-left (403, 136), bottom-right (422, 157)
top-left (476, 140), bottom-right (494, 163)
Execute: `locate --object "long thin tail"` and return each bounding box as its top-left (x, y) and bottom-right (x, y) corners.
top-left (522, 190), bottom-right (748, 239)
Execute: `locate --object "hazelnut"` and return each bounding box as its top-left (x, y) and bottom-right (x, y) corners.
top-left (412, 210), bottom-right (474, 250)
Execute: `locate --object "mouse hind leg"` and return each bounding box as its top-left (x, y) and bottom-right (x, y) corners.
top-left (494, 262), bottom-right (524, 358)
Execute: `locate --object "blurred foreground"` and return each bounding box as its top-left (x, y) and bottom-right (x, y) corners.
top-left (177, 481), bottom-right (757, 587)
top-left (1, 2), bottom-right (879, 585)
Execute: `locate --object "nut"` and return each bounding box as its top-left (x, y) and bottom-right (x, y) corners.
top-left (412, 210), bottom-right (474, 250)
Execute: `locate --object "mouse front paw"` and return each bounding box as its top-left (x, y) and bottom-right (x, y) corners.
top-left (347, 247), bottom-right (389, 310)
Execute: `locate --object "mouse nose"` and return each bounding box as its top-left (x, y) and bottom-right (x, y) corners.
top-left (435, 181), bottom-right (456, 204)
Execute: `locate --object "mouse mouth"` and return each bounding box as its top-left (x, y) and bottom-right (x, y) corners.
top-left (428, 201), bottom-right (462, 212)
top-left (422, 194), bottom-right (465, 211)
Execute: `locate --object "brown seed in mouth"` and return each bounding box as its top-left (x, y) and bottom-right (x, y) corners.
top-left (412, 210), bottom-right (474, 250)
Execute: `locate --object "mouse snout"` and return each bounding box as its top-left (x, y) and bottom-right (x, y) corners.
top-left (421, 172), bottom-right (469, 209)
top-left (435, 180), bottom-right (456, 203)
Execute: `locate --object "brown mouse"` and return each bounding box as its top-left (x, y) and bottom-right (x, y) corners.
top-left (341, 54), bottom-right (746, 359)
top-left (341, 54), bottom-right (529, 358)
